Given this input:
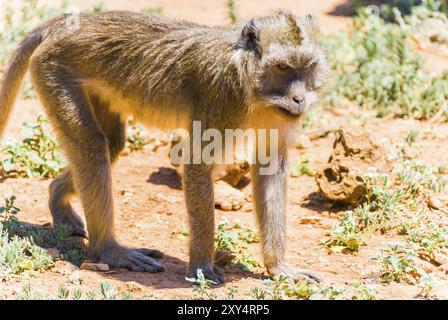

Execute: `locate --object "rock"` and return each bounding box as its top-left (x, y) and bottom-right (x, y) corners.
top-left (68, 271), bottom-right (83, 285)
top-left (46, 248), bottom-right (60, 260)
top-left (439, 263), bottom-right (448, 273)
top-left (214, 180), bottom-right (245, 211)
top-left (219, 162), bottom-right (251, 188)
top-left (428, 194), bottom-right (448, 210)
top-left (52, 261), bottom-right (79, 275)
top-left (315, 126), bottom-right (392, 205)
top-left (299, 216), bottom-right (322, 225)
top-left (124, 281), bottom-right (145, 292)
top-left (434, 250), bottom-right (448, 265)
top-left (294, 134), bottom-right (313, 149)
top-left (80, 262), bottom-right (110, 272)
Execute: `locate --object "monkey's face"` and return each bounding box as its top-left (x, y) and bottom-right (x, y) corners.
top-left (256, 43), bottom-right (327, 119)
top-left (240, 12), bottom-right (329, 120)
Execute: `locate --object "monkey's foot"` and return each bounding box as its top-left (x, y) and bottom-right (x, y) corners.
top-left (52, 207), bottom-right (87, 238)
top-left (186, 263), bottom-right (224, 284)
top-left (97, 245), bottom-right (165, 272)
top-left (269, 264), bottom-right (322, 284)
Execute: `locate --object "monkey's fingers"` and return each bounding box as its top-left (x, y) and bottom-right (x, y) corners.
top-left (270, 265), bottom-right (323, 284)
top-left (128, 253), bottom-right (165, 273)
top-left (293, 269), bottom-right (323, 284)
top-left (135, 248), bottom-right (164, 259)
top-left (101, 247), bottom-right (166, 273)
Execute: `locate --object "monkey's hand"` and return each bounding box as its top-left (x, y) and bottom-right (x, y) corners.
top-left (268, 263), bottom-right (322, 284)
top-left (186, 263), bottom-right (224, 285)
top-left (96, 243), bottom-right (165, 273)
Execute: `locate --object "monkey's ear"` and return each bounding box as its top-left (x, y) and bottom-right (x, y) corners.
top-left (302, 14), bottom-right (319, 42)
top-left (241, 19), bottom-right (261, 54)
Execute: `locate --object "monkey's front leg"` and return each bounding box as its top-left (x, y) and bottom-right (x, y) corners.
top-left (184, 163), bottom-right (224, 284)
top-left (252, 154), bottom-right (322, 284)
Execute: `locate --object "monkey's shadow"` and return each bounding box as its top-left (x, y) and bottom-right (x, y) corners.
top-left (108, 257), bottom-right (266, 289)
top-left (302, 191), bottom-right (348, 214)
top-left (9, 220), bottom-right (264, 289)
top-left (147, 167), bottom-right (182, 190)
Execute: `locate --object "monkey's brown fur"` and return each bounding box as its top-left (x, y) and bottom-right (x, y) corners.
top-left (0, 11), bottom-right (328, 283)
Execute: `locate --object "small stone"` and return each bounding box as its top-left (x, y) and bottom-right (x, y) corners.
top-left (299, 216), bottom-right (322, 225)
top-left (46, 248), bottom-right (60, 260)
top-left (80, 262), bottom-right (109, 272)
top-left (428, 195), bottom-right (447, 210)
top-left (68, 271), bottom-right (83, 285)
top-left (52, 261), bottom-right (79, 275)
top-left (439, 263), bottom-right (448, 273)
top-left (295, 134), bottom-right (313, 149)
top-left (214, 181), bottom-right (245, 211)
top-left (434, 251), bottom-right (448, 265)
top-left (125, 281), bottom-right (145, 292)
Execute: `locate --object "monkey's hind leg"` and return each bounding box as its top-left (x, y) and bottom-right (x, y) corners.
top-left (49, 168), bottom-right (86, 237)
top-left (31, 63), bottom-right (164, 272)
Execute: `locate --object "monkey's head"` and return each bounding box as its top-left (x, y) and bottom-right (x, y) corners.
top-left (237, 11), bottom-right (329, 120)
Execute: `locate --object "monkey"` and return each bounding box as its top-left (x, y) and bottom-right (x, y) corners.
top-left (0, 10), bottom-right (329, 284)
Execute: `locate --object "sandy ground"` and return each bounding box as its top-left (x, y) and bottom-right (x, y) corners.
top-left (1, 0), bottom-right (448, 299)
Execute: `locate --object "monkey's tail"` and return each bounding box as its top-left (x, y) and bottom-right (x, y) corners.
top-left (0, 27), bottom-right (44, 138)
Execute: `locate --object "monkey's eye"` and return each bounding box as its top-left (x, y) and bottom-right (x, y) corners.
top-left (277, 63), bottom-right (291, 71)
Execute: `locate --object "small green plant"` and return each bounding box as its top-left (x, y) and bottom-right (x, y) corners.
top-left (141, 7), bottom-right (163, 15)
top-left (215, 218), bottom-right (240, 252)
top-left (417, 273), bottom-right (437, 299)
top-left (100, 281), bottom-right (117, 300)
top-left (15, 281), bottom-right (138, 300)
top-left (226, 0), bottom-right (239, 24)
top-left (407, 223), bottom-right (448, 261)
top-left (373, 243), bottom-right (424, 284)
top-left (214, 218), bottom-right (261, 271)
top-left (350, 283), bottom-right (379, 300)
top-left (323, 7), bottom-right (448, 120)
top-left (16, 283), bottom-right (49, 300)
top-left (249, 274), bottom-right (377, 300)
top-left (57, 286), bottom-right (70, 300)
top-left (324, 161), bottom-right (444, 253)
top-left (398, 161), bottom-right (448, 195)
top-left (291, 156), bottom-right (315, 177)
top-left (325, 211), bottom-right (364, 252)
top-left (0, 115), bottom-right (65, 178)
top-left (0, 195), bottom-right (20, 231)
top-left (251, 274), bottom-right (318, 300)
top-left (232, 253), bottom-right (260, 271)
top-left (91, 2), bottom-right (106, 12)
top-left (0, 231), bottom-right (54, 280)
top-left (126, 124), bottom-right (162, 152)
top-left (186, 269), bottom-right (219, 300)
top-left (0, 197), bottom-right (54, 280)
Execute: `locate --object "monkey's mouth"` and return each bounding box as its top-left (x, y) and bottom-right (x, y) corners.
top-left (277, 106), bottom-right (305, 118)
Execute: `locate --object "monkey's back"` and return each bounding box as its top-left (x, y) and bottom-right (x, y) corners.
top-left (30, 11), bottom-right (247, 130)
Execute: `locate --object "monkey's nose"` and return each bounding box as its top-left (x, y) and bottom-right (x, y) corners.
top-left (292, 95), bottom-right (305, 106)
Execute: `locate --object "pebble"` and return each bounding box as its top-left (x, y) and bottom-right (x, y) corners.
top-left (299, 216), bottom-right (322, 225)
top-left (52, 261), bottom-right (79, 275)
top-left (46, 248), bottom-right (60, 260)
top-left (80, 262), bottom-right (110, 272)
